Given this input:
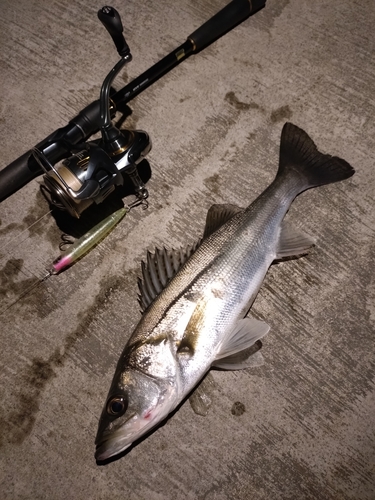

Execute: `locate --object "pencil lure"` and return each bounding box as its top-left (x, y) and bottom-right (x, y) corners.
top-left (0, 207), bottom-right (130, 316)
top-left (50, 207), bottom-right (128, 274)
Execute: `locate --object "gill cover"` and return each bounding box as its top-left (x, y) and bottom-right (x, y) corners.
top-left (95, 334), bottom-right (178, 461)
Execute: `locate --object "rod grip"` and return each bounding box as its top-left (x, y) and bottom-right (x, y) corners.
top-left (188, 0), bottom-right (265, 52)
top-left (0, 98), bottom-right (117, 202)
top-left (0, 151), bottom-right (42, 202)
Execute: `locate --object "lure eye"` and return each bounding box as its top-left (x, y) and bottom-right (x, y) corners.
top-left (107, 396), bottom-right (127, 416)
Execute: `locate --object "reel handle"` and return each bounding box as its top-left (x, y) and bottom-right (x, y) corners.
top-left (98, 6), bottom-right (130, 57)
top-left (189, 0), bottom-right (265, 52)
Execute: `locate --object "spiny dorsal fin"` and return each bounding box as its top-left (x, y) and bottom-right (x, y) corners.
top-left (203, 204), bottom-right (244, 239)
top-left (138, 242), bottom-right (201, 313)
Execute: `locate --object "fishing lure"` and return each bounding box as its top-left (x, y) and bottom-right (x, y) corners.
top-left (0, 206), bottom-right (131, 315)
top-left (49, 207), bottom-right (128, 275)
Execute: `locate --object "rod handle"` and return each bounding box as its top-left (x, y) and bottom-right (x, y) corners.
top-left (0, 151), bottom-right (42, 202)
top-left (189, 0), bottom-right (265, 52)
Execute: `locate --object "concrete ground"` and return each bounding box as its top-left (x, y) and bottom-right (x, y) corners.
top-left (0, 0), bottom-right (374, 498)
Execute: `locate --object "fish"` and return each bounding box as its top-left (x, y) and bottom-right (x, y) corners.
top-left (95, 122), bottom-right (355, 461)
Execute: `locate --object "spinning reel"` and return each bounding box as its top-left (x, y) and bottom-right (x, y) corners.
top-left (0, 0), bottom-right (266, 217)
top-left (34, 7), bottom-right (151, 218)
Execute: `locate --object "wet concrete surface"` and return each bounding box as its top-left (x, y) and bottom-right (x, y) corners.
top-left (0, 0), bottom-right (374, 498)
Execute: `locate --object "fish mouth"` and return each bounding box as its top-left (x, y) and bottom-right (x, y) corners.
top-left (95, 411), bottom-right (161, 461)
top-left (95, 403), bottom-right (174, 461)
top-left (95, 437), bottom-right (132, 462)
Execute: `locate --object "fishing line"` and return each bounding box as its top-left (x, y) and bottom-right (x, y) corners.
top-left (0, 252), bottom-right (51, 317)
top-left (0, 272), bottom-right (51, 317)
top-left (0, 209), bottom-right (52, 253)
top-left (0, 210), bottom-right (54, 304)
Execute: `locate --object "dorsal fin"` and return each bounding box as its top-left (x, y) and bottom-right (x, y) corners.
top-left (203, 204), bottom-right (243, 239)
top-left (138, 242), bottom-right (201, 313)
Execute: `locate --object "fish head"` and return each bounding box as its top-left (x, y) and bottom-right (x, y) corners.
top-left (95, 363), bottom-right (177, 461)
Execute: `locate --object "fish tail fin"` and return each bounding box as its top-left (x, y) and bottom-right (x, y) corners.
top-left (277, 123), bottom-right (355, 190)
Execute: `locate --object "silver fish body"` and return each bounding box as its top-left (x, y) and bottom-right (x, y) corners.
top-left (95, 123), bottom-right (354, 460)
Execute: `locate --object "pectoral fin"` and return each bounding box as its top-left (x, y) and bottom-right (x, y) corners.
top-left (214, 317), bottom-right (269, 363)
top-left (190, 323), bottom-right (267, 416)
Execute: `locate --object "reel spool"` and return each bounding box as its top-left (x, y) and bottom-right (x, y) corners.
top-left (36, 129), bottom-right (151, 218)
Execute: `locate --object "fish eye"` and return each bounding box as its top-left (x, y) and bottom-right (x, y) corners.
top-left (107, 396), bottom-right (127, 416)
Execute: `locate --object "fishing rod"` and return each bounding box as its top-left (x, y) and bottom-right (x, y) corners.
top-left (0, 0), bottom-right (266, 218)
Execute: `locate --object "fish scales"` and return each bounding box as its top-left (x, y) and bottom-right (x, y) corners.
top-left (133, 174), bottom-right (305, 358)
top-left (95, 123), bottom-right (355, 461)
top-left (134, 174), bottom-right (297, 339)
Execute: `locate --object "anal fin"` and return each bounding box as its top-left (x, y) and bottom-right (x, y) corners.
top-left (276, 221), bottom-right (315, 260)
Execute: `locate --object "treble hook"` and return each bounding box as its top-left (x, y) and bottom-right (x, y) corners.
top-left (59, 233), bottom-right (76, 251)
top-left (127, 197), bottom-right (149, 211)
